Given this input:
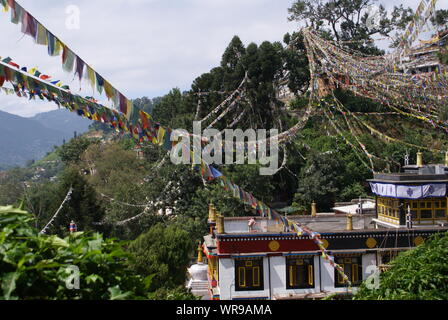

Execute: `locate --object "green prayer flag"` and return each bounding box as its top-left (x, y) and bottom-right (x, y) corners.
top-left (62, 47), bottom-right (75, 73)
top-left (36, 22), bottom-right (47, 45)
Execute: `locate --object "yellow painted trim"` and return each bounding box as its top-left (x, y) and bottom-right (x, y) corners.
top-left (366, 237), bottom-right (377, 248)
top-left (268, 240), bottom-right (280, 251)
top-left (238, 267), bottom-right (246, 287)
top-left (253, 266), bottom-right (260, 287)
top-left (308, 265), bottom-right (314, 286)
top-left (352, 264), bottom-right (359, 283)
top-left (289, 265), bottom-right (295, 287)
top-left (414, 236), bottom-right (425, 246)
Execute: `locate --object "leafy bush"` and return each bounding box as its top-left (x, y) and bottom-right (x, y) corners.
top-left (128, 223), bottom-right (195, 291)
top-left (149, 286), bottom-right (199, 300)
top-left (354, 232), bottom-right (448, 300)
top-left (0, 205), bottom-right (152, 300)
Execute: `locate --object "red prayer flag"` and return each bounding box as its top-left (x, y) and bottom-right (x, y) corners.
top-left (139, 110), bottom-right (149, 129)
top-left (21, 11), bottom-right (37, 38)
top-left (8, 62), bottom-right (20, 69)
top-left (119, 93), bottom-right (127, 115)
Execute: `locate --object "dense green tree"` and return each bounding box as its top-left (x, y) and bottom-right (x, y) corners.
top-left (89, 121), bottom-right (115, 134)
top-left (152, 88), bottom-right (194, 130)
top-left (133, 96), bottom-right (157, 114)
top-left (431, 9), bottom-right (448, 28)
top-left (288, 0), bottom-right (414, 54)
top-left (282, 32), bottom-right (311, 95)
top-left (149, 286), bottom-right (199, 300)
top-left (0, 168), bottom-right (29, 206)
top-left (128, 223), bottom-right (195, 290)
top-left (24, 181), bottom-right (61, 229)
top-left (221, 36), bottom-right (246, 70)
top-left (293, 151), bottom-right (344, 212)
top-left (354, 233), bottom-right (448, 300)
top-left (45, 167), bottom-right (106, 237)
top-left (0, 206), bottom-right (151, 300)
top-left (57, 137), bottom-right (98, 164)
top-left (221, 164), bottom-right (276, 203)
top-left (188, 36), bottom-right (288, 131)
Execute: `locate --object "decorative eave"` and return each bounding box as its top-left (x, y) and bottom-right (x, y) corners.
top-left (367, 175), bottom-right (448, 184)
top-left (215, 228), bottom-right (448, 255)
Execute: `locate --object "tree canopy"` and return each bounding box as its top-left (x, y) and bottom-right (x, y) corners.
top-left (354, 233), bottom-right (448, 300)
top-left (0, 206), bottom-right (150, 300)
top-left (128, 223), bottom-right (195, 291)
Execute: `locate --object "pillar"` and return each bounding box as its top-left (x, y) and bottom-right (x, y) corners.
top-left (216, 214), bottom-right (225, 234)
top-left (197, 243), bottom-right (203, 263)
top-left (311, 201), bottom-right (317, 217)
top-left (346, 214), bottom-right (353, 231)
top-left (417, 151), bottom-right (423, 167)
top-left (208, 203), bottom-right (216, 222)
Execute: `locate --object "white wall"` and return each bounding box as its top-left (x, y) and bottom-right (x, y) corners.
top-left (320, 256), bottom-right (346, 293)
top-left (223, 219), bottom-right (270, 234)
top-left (362, 253), bottom-right (377, 279)
top-left (218, 254), bottom-right (377, 299)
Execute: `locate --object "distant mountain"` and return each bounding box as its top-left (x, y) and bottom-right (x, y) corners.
top-left (31, 108), bottom-right (92, 138)
top-left (0, 109), bottom-right (91, 168)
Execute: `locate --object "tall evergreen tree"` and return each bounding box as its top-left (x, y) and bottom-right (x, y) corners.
top-left (52, 167), bottom-right (106, 236)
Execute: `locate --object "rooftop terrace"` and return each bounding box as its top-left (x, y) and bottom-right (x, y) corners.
top-left (220, 213), bottom-right (375, 235)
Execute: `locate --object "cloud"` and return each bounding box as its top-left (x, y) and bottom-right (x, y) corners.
top-left (0, 0), bottom-right (446, 117)
top-left (0, 0), bottom-right (295, 117)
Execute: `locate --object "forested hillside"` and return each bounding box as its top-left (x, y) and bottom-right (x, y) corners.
top-left (0, 110), bottom-right (66, 167)
top-left (31, 109), bottom-right (92, 138)
top-left (0, 109), bottom-right (92, 167)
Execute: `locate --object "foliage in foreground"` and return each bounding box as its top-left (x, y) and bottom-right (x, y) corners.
top-left (354, 232), bottom-right (448, 300)
top-left (0, 205), bottom-right (151, 300)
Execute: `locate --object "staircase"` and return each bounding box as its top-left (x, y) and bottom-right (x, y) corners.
top-left (187, 279), bottom-right (210, 300)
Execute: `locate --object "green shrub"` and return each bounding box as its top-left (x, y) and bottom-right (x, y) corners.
top-left (354, 232), bottom-right (448, 300)
top-left (0, 205), bottom-right (152, 300)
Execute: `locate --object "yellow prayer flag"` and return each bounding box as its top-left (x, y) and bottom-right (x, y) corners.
top-left (87, 66), bottom-right (96, 89)
top-left (126, 99), bottom-right (133, 119)
top-left (103, 80), bottom-right (114, 99)
top-left (36, 23), bottom-right (48, 46)
top-left (157, 127), bottom-right (166, 146)
top-left (190, 150), bottom-right (195, 166)
top-left (54, 40), bottom-right (63, 56)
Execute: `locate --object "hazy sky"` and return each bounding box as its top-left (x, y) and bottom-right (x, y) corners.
top-left (0, 0), bottom-right (446, 117)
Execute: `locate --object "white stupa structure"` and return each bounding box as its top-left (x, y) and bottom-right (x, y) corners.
top-left (186, 244), bottom-right (209, 299)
